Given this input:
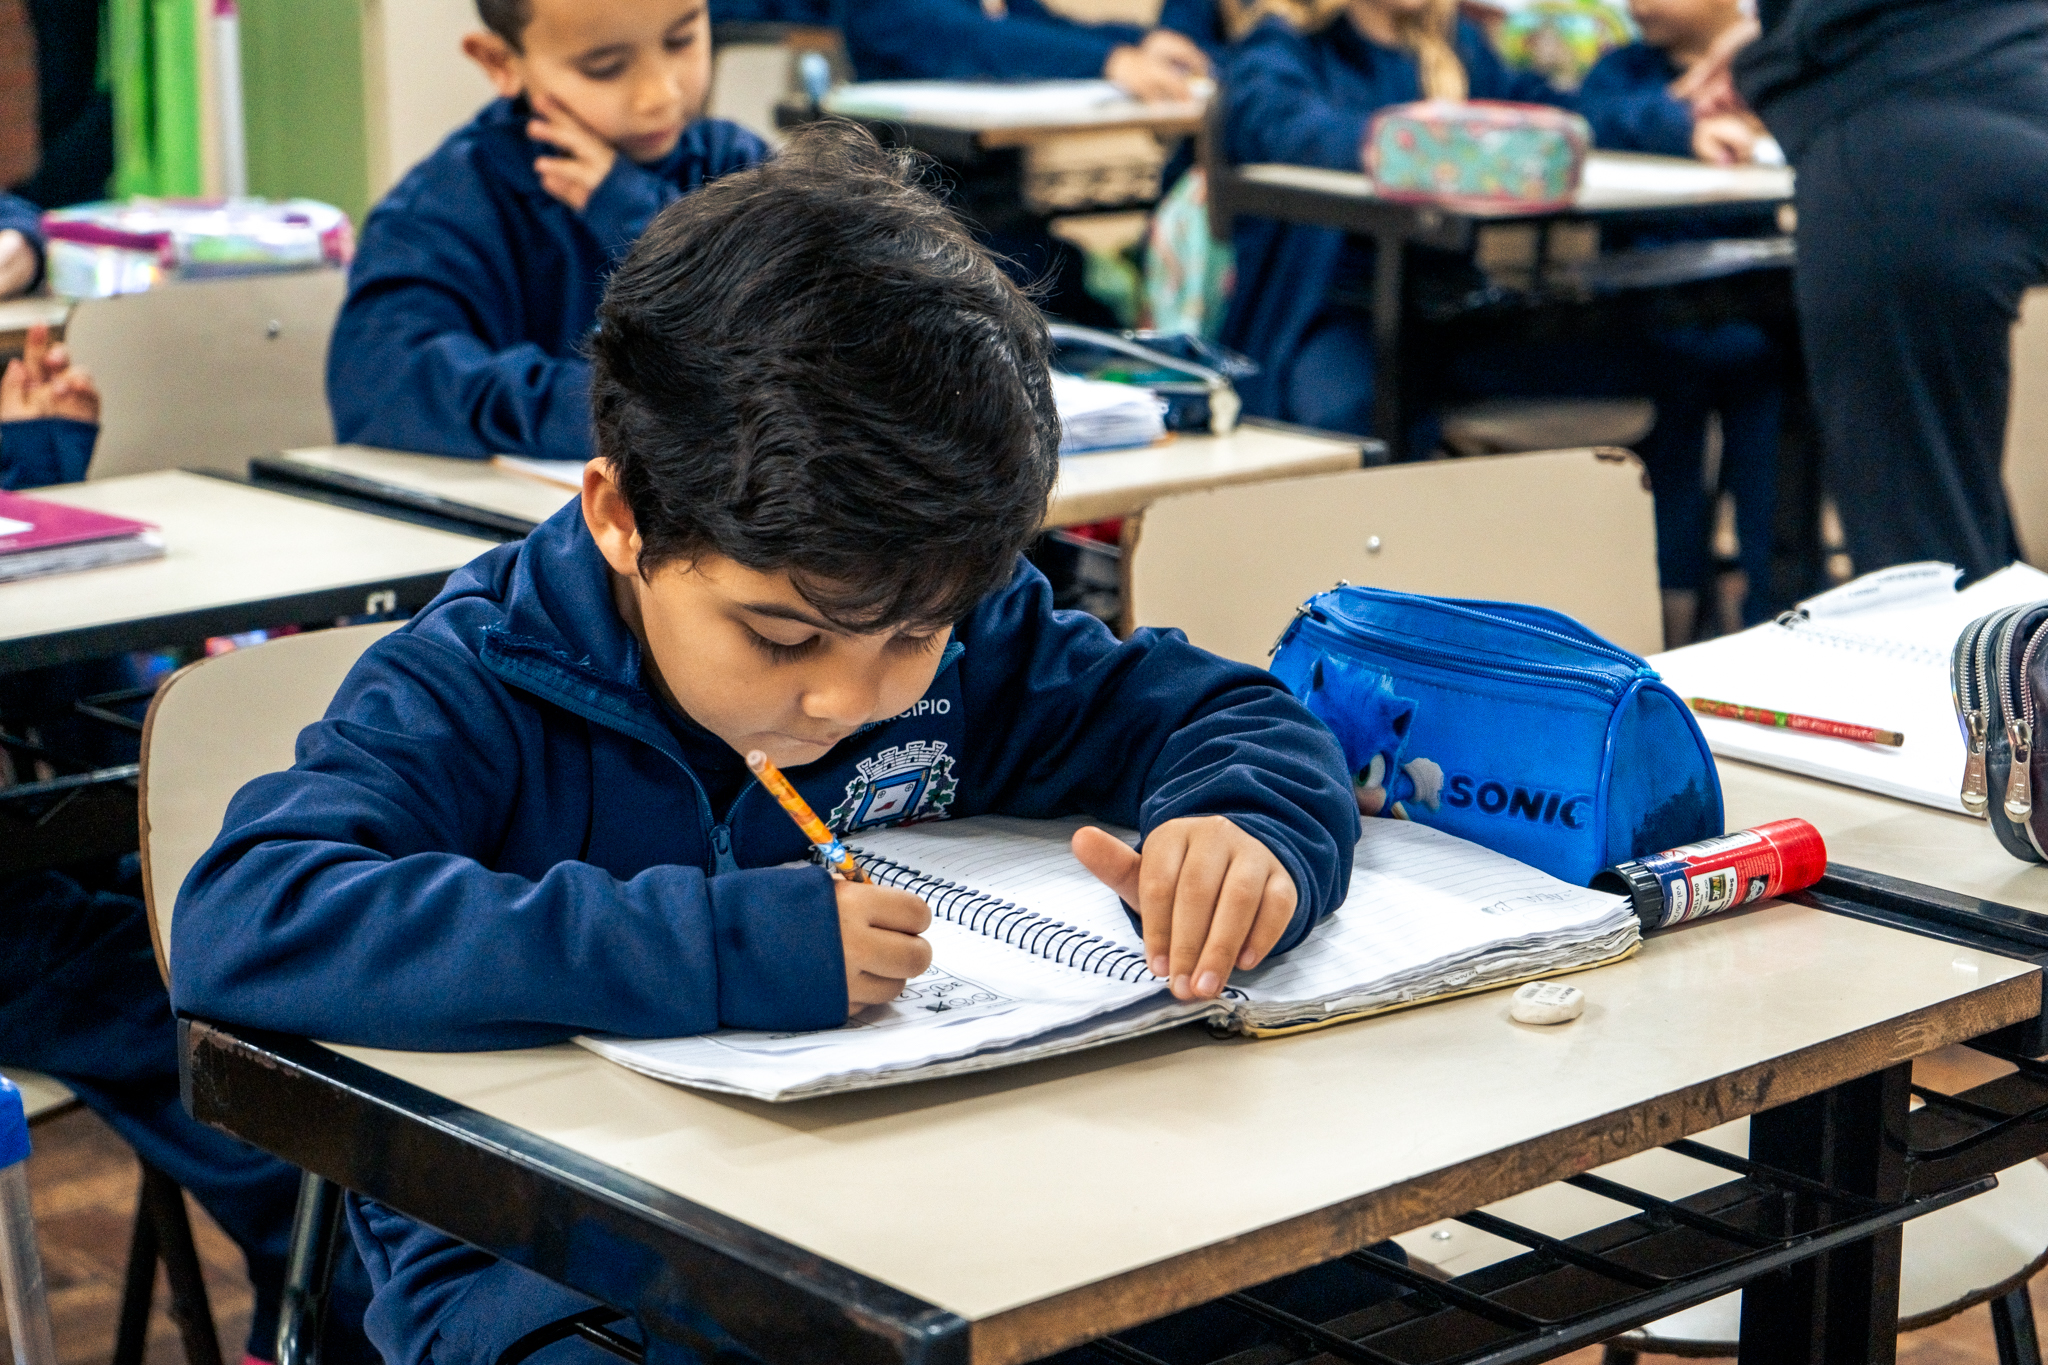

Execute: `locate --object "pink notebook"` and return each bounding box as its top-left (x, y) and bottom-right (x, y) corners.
top-left (0, 489), bottom-right (165, 583)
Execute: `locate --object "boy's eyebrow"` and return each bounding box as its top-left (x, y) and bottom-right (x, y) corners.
top-left (738, 601), bottom-right (842, 633)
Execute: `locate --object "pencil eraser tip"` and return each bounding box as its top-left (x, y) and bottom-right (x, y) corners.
top-left (1510, 980), bottom-right (1584, 1025)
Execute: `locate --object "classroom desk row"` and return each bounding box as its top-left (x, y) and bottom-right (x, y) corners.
top-left (14, 451), bottom-right (2048, 1365)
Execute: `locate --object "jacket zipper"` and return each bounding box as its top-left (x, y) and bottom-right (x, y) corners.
top-left (1302, 618), bottom-right (1628, 701)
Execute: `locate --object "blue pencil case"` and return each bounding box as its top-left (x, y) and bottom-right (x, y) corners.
top-left (1269, 585), bottom-right (1723, 885)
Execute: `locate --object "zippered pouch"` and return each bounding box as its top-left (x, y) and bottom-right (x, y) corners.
top-left (1951, 601), bottom-right (2048, 861)
top-left (1270, 584), bottom-right (1723, 886)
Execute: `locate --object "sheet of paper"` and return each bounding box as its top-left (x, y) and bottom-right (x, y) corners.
top-left (822, 80), bottom-right (1132, 126)
top-left (1651, 562), bottom-right (2048, 811)
top-left (1579, 156), bottom-right (1791, 199)
top-left (490, 455), bottom-right (585, 491)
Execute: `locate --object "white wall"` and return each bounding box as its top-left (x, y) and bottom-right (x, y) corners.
top-left (360, 0), bottom-right (499, 200)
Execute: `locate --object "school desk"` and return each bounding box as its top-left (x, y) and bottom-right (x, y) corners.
top-left (0, 473), bottom-right (496, 875)
top-left (248, 425), bottom-right (1374, 537)
top-left (0, 471), bottom-right (498, 675)
top-left (1206, 140), bottom-right (1797, 458)
top-left (183, 891), bottom-right (2038, 1365)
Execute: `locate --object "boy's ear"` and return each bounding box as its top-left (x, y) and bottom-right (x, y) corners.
top-left (581, 459), bottom-right (646, 578)
top-left (461, 31), bottom-right (526, 100)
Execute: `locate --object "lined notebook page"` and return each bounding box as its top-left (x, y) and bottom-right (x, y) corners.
top-left (852, 816), bottom-right (1143, 948)
top-left (1652, 562), bottom-right (2048, 812)
top-left (1232, 819), bottom-right (1635, 1019)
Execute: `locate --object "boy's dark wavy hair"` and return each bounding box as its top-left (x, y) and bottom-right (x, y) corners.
top-left (474, 0), bottom-right (527, 48)
top-left (588, 122), bottom-right (1060, 632)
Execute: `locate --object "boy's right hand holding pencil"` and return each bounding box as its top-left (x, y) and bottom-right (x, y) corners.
top-left (837, 880), bottom-right (934, 1007)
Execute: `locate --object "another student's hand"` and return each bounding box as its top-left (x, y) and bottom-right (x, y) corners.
top-left (0, 230), bottom-right (34, 299)
top-left (1072, 817), bottom-right (1297, 1001)
top-left (836, 877), bottom-right (934, 1012)
top-left (529, 93), bottom-right (619, 214)
top-left (1669, 15), bottom-right (1759, 117)
top-left (1692, 114), bottom-right (1758, 165)
top-left (1104, 31), bottom-right (1208, 104)
top-left (1, 324), bottom-right (100, 424)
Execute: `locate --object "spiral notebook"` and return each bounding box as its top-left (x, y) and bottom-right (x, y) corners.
top-left (1651, 561), bottom-right (2048, 813)
top-left (577, 815), bottom-right (1640, 1101)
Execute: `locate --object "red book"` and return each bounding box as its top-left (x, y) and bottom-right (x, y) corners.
top-left (0, 489), bottom-right (165, 583)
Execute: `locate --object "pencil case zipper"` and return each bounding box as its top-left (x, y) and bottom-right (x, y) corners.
top-left (1294, 613), bottom-right (1634, 702)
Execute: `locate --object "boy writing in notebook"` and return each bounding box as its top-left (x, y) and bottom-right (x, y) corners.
top-left (176, 126), bottom-right (1362, 1365)
top-left (325, 0), bottom-right (766, 461)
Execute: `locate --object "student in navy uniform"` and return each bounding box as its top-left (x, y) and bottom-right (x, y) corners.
top-left (176, 126), bottom-right (1372, 1365)
top-left (1218, 0), bottom-right (1590, 441)
top-left (1578, 0), bottom-right (1785, 634)
top-left (1689, 0), bottom-right (2048, 579)
top-left (326, 0), bottom-right (766, 462)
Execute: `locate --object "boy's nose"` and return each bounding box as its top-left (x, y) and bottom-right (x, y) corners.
top-left (802, 671), bottom-right (882, 728)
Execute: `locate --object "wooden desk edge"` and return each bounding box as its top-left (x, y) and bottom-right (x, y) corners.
top-left (968, 967), bottom-right (2041, 1365)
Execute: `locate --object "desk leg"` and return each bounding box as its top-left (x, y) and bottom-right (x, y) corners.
top-left (1371, 232), bottom-right (1408, 460)
top-left (1736, 1063), bottom-right (1910, 1365)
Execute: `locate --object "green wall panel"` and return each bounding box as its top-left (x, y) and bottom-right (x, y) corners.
top-left (237, 0), bottom-right (369, 221)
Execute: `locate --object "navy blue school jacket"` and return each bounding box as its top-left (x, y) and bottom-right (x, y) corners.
top-left (1579, 42), bottom-right (1692, 156)
top-left (170, 495), bottom-right (1357, 1365)
top-left (1217, 17), bottom-right (1565, 421)
top-left (0, 192), bottom-right (45, 292)
top-left (326, 101), bottom-right (767, 461)
top-left (844, 0), bottom-right (1219, 80)
top-left (1, 418), bottom-right (96, 487)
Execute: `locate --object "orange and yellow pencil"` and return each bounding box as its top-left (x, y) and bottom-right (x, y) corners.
top-left (744, 749), bottom-right (870, 882)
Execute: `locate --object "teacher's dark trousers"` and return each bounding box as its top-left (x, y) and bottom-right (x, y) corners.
top-left (1794, 65), bottom-right (2048, 579)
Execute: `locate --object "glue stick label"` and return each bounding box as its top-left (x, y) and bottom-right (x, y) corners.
top-left (1599, 820), bottom-right (1828, 931)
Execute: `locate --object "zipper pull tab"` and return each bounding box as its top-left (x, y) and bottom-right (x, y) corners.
top-left (1962, 709), bottom-right (1990, 814)
top-left (711, 823), bottom-right (738, 876)
top-left (2007, 718), bottom-right (2034, 821)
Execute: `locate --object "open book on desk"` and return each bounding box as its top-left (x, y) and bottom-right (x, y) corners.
top-left (578, 815), bottom-right (1640, 1101)
top-left (1651, 561), bottom-right (2048, 813)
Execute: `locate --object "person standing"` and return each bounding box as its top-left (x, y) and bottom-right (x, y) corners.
top-left (1684, 0), bottom-right (2048, 579)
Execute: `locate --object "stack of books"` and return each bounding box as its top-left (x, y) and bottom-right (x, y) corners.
top-left (0, 490), bottom-right (164, 583)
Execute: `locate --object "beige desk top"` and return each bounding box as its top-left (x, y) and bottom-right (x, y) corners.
top-left (809, 86), bottom-right (1205, 149)
top-left (1, 471), bottom-right (497, 650)
top-left (1720, 757), bottom-right (2048, 914)
top-left (275, 427), bottom-right (1366, 533)
top-left (331, 901), bottom-right (2033, 1363)
top-left (1238, 151), bottom-right (1793, 220)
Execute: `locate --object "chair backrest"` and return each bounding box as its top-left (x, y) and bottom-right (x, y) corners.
top-left (1124, 447), bottom-right (1663, 665)
top-left (138, 621), bottom-right (401, 985)
top-left (2007, 285), bottom-right (2048, 568)
top-left (68, 269), bottom-right (346, 480)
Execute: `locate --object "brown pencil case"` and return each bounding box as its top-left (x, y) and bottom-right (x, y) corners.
top-left (1952, 601), bottom-right (2048, 861)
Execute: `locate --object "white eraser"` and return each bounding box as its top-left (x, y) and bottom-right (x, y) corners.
top-left (1510, 980), bottom-right (1585, 1025)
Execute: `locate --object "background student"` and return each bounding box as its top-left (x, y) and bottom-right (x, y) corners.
top-left (1218, 0), bottom-right (1609, 443)
top-left (1577, 0), bottom-right (1786, 635)
top-left (1685, 0), bottom-right (2048, 580)
top-left (325, 0), bottom-right (765, 462)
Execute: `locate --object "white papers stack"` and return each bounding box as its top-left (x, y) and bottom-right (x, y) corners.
top-left (823, 80), bottom-right (1147, 129)
top-left (1651, 561), bottom-right (2048, 812)
top-left (1053, 372), bottom-right (1166, 454)
top-left (578, 815), bottom-right (1637, 1101)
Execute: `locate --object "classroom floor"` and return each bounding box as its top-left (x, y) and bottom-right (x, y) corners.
top-left (2, 1052), bottom-right (2042, 1365)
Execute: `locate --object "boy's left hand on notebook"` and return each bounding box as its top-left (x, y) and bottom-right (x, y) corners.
top-left (1072, 818), bottom-right (1296, 1002)
top-left (529, 94), bottom-right (618, 213)
top-left (1, 324), bottom-right (100, 424)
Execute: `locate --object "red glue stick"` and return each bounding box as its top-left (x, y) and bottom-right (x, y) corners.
top-left (1593, 818), bottom-right (1828, 931)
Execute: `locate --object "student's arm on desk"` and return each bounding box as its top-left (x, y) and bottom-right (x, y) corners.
top-left (168, 631), bottom-right (848, 1051)
top-left (1578, 48), bottom-right (1696, 157)
top-left (952, 560), bottom-right (1360, 958)
top-left (845, 0), bottom-right (1144, 79)
top-left (1223, 22), bottom-right (1376, 169)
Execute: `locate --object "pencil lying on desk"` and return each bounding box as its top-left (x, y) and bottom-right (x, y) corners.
top-left (744, 749), bottom-right (870, 882)
top-left (1686, 697), bottom-right (1904, 747)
